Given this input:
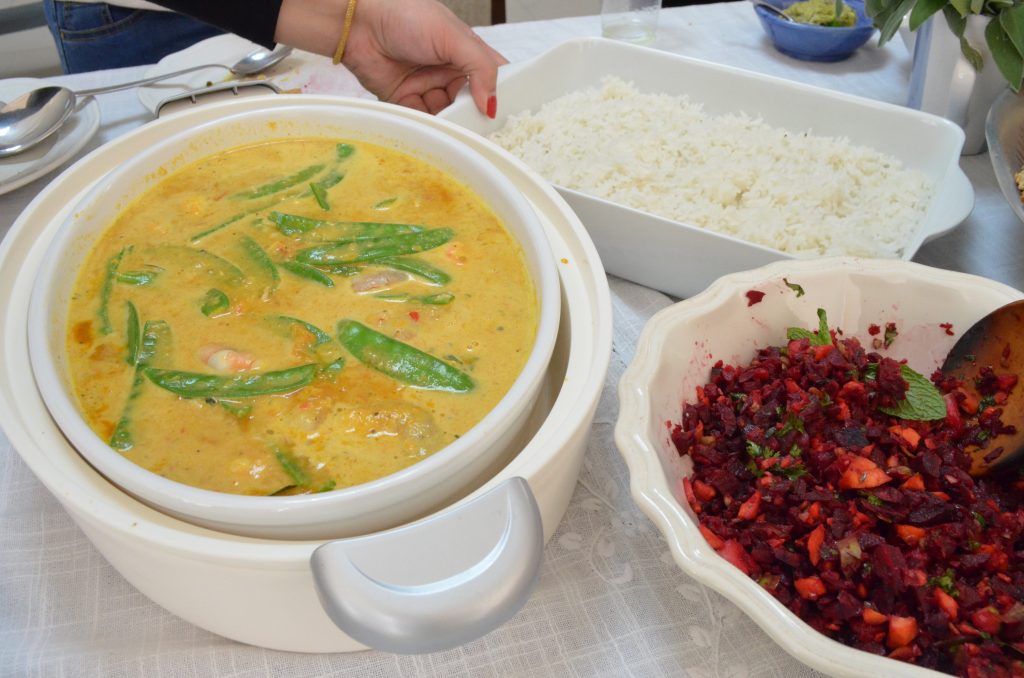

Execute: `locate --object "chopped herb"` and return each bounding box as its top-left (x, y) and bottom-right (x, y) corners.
top-left (783, 277), bottom-right (805, 297)
top-left (928, 569), bottom-right (958, 597)
top-left (883, 323), bottom-right (898, 348)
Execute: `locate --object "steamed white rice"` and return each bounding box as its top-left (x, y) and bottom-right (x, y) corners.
top-left (488, 77), bottom-right (932, 258)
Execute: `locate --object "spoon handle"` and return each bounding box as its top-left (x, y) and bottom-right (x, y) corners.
top-left (73, 64), bottom-right (231, 96)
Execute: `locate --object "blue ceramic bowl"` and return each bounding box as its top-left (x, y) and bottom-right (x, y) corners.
top-left (754, 0), bottom-right (876, 62)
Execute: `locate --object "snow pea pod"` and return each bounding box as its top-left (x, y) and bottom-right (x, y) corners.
top-left (232, 164), bottom-right (325, 200)
top-left (116, 270), bottom-right (159, 286)
top-left (296, 228), bottom-right (454, 266)
top-left (97, 246), bottom-right (129, 335)
top-left (124, 301), bottom-right (140, 365)
top-left (201, 288), bottom-right (230, 317)
top-left (239, 235), bottom-right (279, 294)
top-left (110, 320), bottom-right (170, 452)
top-left (273, 447), bottom-right (310, 486)
top-left (142, 246), bottom-right (246, 285)
top-left (269, 315), bottom-right (333, 346)
top-left (269, 211), bottom-right (425, 238)
top-left (144, 363), bottom-right (317, 398)
top-left (336, 319), bottom-right (474, 393)
top-left (376, 256), bottom-right (451, 285)
top-left (277, 260), bottom-right (335, 288)
top-left (189, 214), bottom-right (244, 245)
top-left (310, 182), bottom-right (330, 211)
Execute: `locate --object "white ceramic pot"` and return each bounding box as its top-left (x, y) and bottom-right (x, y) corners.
top-left (27, 103), bottom-right (561, 542)
top-left (1, 96), bottom-right (612, 652)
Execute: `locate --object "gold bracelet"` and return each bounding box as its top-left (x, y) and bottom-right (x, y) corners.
top-left (332, 0), bottom-right (358, 65)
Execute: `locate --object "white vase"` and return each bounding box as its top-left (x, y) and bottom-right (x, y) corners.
top-left (907, 14), bottom-right (1010, 155)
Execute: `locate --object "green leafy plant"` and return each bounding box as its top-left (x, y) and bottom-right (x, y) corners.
top-left (866, 0), bottom-right (1024, 91)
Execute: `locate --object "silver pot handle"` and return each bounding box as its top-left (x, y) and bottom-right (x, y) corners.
top-left (310, 477), bottom-right (544, 654)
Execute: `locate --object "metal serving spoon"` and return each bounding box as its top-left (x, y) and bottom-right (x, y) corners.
top-left (750, 0), bottom-right (795, 21)
top-left (940, 299), bottom-right (1024, 476)
top-left (0, 44), bottom-right (292, 159)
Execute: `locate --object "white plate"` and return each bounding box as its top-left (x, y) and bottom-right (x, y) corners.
top-left (440, 37), bottom-right (974, 300)
top-left (0, 78), bottom-right (100, 196)
top-left (137, 34), bottom-right (376, 115)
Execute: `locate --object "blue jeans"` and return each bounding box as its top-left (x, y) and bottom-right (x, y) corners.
top-left (42, 1), bottom-right (226, 74)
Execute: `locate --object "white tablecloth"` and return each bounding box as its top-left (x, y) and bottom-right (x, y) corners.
top-left (2, 5), bottom-right (1022, 677)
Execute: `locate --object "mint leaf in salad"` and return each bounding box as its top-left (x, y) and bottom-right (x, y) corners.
top-left (786, 308), bottom-right (831, 346)
top-left (788, 310), bottom-right (945, 421)
top-left (878, 364), bottom-right (946, 421)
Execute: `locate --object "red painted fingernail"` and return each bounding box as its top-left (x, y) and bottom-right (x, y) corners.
top-left (487, 95), bottom-right (497, 119)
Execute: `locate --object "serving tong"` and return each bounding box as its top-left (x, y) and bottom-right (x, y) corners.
top-left (155, 80), bottom-right (280, 118)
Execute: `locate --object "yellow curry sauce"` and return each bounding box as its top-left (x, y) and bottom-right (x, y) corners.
top-left (66, 138), bottom-right (538, 496)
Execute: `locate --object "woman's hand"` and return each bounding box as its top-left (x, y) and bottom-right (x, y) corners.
top-left (277, 0), bottom-right (506, 116)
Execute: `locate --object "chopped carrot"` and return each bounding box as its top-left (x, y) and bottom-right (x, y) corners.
top-left (736, 490), bottom-right (762, 521)
top-left (718, 539), bottom-right (755, 576)
top-left (794, 576), bottom-right (827, 600)
top-left (887, 616), bottom-right (919, 649)
top-left (807, 524), bottom-right (825, 566)
top-left (698, 525), bottom-right (724, 550)
top-left (839, 456), bottom-right (892, 490)
top-left (900, 474), bottom-right (925, 491)
top-left (955, 387), bottom-right (979, 414)
top-left (692, 479), bottom-right (717, 502)
top-left (863, 607), bottom-right (888, 625)
top-left (682, 478), bottom-right (698, 512)
top-left (970, 607), bottom-right (1002, 634)
top-left (895, 524), bottom-right (927, 546)
top-left (892, 426), bottom-right (920, 449)
top-left (813, 344), bottom-right (834, 361)
top-left (934, 589), bottom-right (958, 620)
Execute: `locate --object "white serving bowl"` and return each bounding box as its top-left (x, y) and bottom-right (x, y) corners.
top-left (27, 102), bottom-right (561, 541)
top-left (441, 37), bottom-right (974, 299)
top-left (2, 95), bottom-right (611, 651)
top-left (616, 258), bottom-right (1023, 677)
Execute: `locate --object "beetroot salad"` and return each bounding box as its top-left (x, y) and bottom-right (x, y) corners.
top-left (672, 309), bottom-right (1024, 677)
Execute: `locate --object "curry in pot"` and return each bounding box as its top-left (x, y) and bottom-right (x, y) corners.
top-left (66, 137), bottom-right (538, 496)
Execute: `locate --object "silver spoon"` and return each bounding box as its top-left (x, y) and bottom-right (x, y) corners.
top-left (0, 87), bottom-right (76, 158)
top-left (75, 44), bottom-right (293, 96)
top-left (750, 0), bottom-right (795, 21)
top-left (0, 45), bottom-right (292, 158)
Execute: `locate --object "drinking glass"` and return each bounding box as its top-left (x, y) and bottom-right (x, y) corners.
top-left (601, 0), bottom-right (661, 44)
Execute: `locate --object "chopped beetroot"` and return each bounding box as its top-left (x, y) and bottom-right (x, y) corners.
top-left (672, 321), bottom-right (1023, 677)
top-left (746, 289), bottom-right (766, 306)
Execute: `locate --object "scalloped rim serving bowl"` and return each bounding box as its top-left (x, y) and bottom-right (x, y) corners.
top-left (754, 0), bottom-right (876, 62)
top-left (26, 102), bottom-right (562, 541)
top-left (615, 257), bottom-right (1023, 678)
